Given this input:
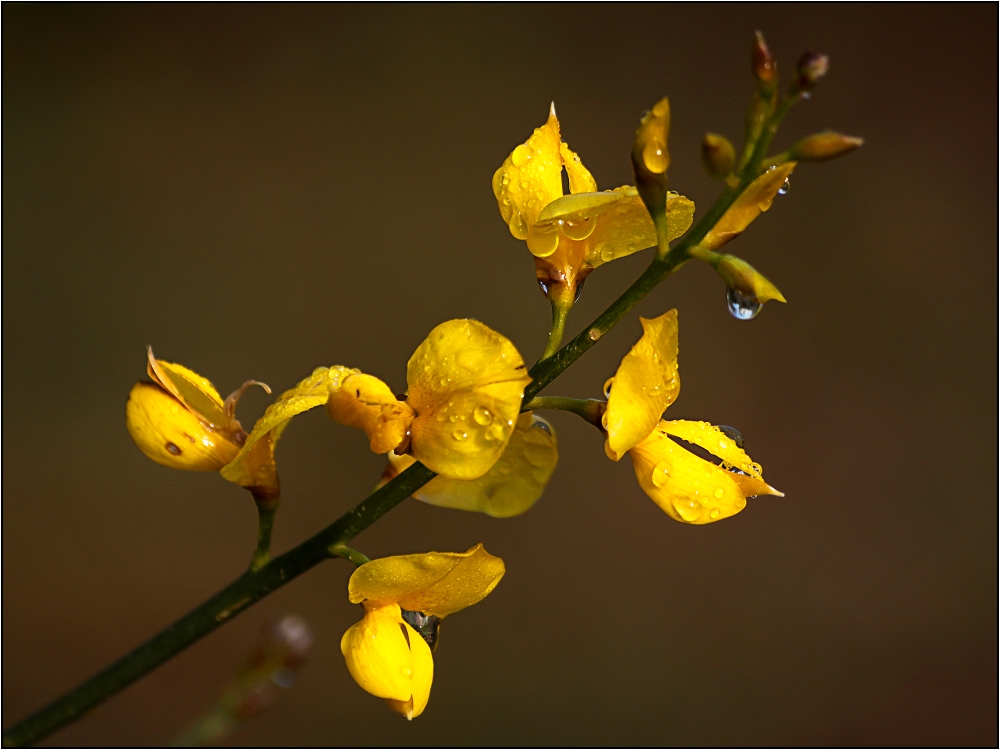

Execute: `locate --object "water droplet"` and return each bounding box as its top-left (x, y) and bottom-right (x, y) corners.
top-left (449, 413), bottom-right (459, 422)
top-left (709, 508), bottom-right (721, 519)
top-left (537, 279), bottom-right (550, 295)
top-left (562, 217), bottom-right (596, 240)
top-left (452, 429), bottom-right (468, 441)
top-left (511, 144), bottom-right (532, 167)
top-left (672, 498), bottom-right (703, 522)
top-left (509, 212), bottom-right (529, 240)
top-left (599, 245), bottom-right (616, 263)
top-left (603, 378), bottom-right (614, 398)
top-left (651, 461), bottom-right (671, 487)
top-left (727, 287), bottom-right (762, 320)
top-left (642, 139), bottom-right (669, 173)
top-left (588, 328), bottom-right (601, 341)
top-left (713, 487), bottom-right (724, 499)
top-left (777, 177), bottom-right (790, 195)
top-left (473, 406), bottom-right (493, 426)
top-left (527, 226), bottom-right (560, 256)
top-left (718, 424), bottom-right (745, 449)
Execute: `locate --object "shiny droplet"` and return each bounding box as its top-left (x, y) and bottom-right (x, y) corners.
top-left (527, 226), bottom-right (560, 257)
top-left (473, 406), bottom-right (493, 426)
top-left (727, 287), bottom-right (762, 320)
top-left (642, 139), bottom-right (669, 173)
top-left (511, 144), bottom-right (532, 167)
top-left (777, 177), bottom-right (790, 195)
top-left (537, 279), bottom-right (550, 295)
top-left (717, 424), bottom-right (745, 449)
top-left (561, 217), bottom-right (596, 241)
top-left (599, 245), bottom-right (616, 263)
top-left (603, 378), bottom-right (614, 398)
top-left (651, 461), bottom-right (671, 487)
top-left (452, 429), bottom-right (468, 441)
top-left (709, 508), bottom-right (721, 519)
top-left (672, 498), bottom-right (703, 522)
top-left (713, 487), bottom-right (725, 499)
top-left (509, 212), bottom-right (529, 240)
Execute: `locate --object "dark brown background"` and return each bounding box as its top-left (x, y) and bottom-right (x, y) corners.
top-left (3, 4), bottom-right (997, 746)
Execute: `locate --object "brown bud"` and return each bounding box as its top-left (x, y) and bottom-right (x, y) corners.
top-left (701, 133), bottom-right (736, 178)
top-left (789, 131), bottom-right (863, 162)
top-left (752, 31), bottom-right (777, 88)
top-left (794, 51), bottom-right (829, 93)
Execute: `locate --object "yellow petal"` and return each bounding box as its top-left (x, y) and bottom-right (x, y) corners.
top-left (341, 603), bottom-right (416, 702)
top-left (406, 319), bottom-right (531, 480)
top-left (661, 419), bottom-right (761, 478)
top-left (327, 372), bottom-right (415, 455)
top-left (385, 623), bottom-right (434, 720)
top-left (492, 109), bottom-right (564, 239)
top-left (559, 141), bottom-right (597, 194)
top-left (349, 544), bottom-right (505, 619)
top-left (629, 421), bottom-right (781, 524)
top-left (390, 412), bottom-right (558, 518)
top-left (220, 366), bottom-right (354, 489)
top-left (604, 310), bottom-right (680, 461)
top-left (126, 382), bottom-right (239, 472)
top-left (714, 254), bottom-right (787, 305)
top-left (146, 348), bottom-right (230, 431)
top-left (702, 163), bottom-right (796, 251)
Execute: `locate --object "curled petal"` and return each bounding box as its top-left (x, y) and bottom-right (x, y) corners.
top-left (604, 310), bottom-right (680, 461)
top-left (385, 623), bottom-right (434, 720)
top-left (221, 366), bottom-right (354, 491)
top-left (126, 382), bottom-right (239, 471)
top-left (348, 543), bottom-right (505, 619)
top-left (406, 319), bottom-right (531, 480)
top-left (661, 419), bottom-right (764, 478)
top-left (629, 421), bottom-right (782, 524)
top-left (559, 141), bottom-right (597, 194)
top-left (327, 373), bottom-right (415, 455)
top-left (492, 110), bottom-right (565, 239)
top-left (702, 163), bottom-right (796, 251)
top-left (341, 603), bottom-right (430, 707)
top-left (389, 412), bottom-right (558, 518)
top-left (146, 348), bottom-right (233, 433)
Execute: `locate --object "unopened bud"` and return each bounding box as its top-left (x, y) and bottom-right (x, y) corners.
top-left (794, 51), bottom-right (829, 93)
top-left (714, 254), bottom-right (786, 320)
top-left (701, 133), bottom-right (735, 178)
top-left (631, 98), bottom-right (671, 226)
top-left (752, 31), bottom-right (777, 89)
top-left (789, 131), bottom-right (863, 162)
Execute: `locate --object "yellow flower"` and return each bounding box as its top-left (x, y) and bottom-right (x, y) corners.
top-left (700, 163), bottom-right (796, 251)
top-left (602, 311), bottom-right (782, 523)
top-left (341, 544), bottom-right (505, 719)
top-left (630, 420), bottom-right (782, 524)
top-left (327, 319), bottom-right (531, 480)
top-left (493, 106), bottom-right (695, 301)
top-left (385, 411), bottom-right (558, 518)
top-left (126, 347), bottom-right (265, 476)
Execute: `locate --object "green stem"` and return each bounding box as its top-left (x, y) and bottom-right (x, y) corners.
top-left (249, 500), bottom-right (277, 573)
top-left (328, 543), bottom-right (370, 567)
top-left (539, 297), bottom-right (572, 361)
top-left (523, 396), bottom-right (605, 429)
top-left (4, 99), bottom-right (791, 747)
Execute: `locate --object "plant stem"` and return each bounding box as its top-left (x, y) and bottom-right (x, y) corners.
top-left (3, 100), bottom-right (789, 747)
top-left (523, 396), bottom-right (605, 428)
top-left (539, 297), bottom-right (572, 361)
top-left (249, 500), bottom-right (277, 572)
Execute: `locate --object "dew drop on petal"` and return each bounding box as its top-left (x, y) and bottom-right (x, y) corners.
top-left (562, 217), bottom-right (596, 241)
top-left (710, 508), bottom-right (721, 519)
top-left (651, 461), bottom-right (670, 488)
top-left (473, 406), bottom-right (493, 426)
top-left (603, 378), bottom-right (614, 398)
top-left (511, 144), bottom-right (532, 167)
top-left (777, 177), bottom-right (790, 195)
top-left (452, 429), bottom-right (468, 442)
top-left (713, 487), bottom-right (725, 499)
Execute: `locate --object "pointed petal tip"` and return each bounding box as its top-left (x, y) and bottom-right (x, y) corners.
top-left (549, 100), bottom-right (557, 118)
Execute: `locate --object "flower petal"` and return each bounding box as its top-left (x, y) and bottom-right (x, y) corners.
top-left (604, 310), bottom-right (680, 461)
top-left (146, 348), bottom-right (230, 430)
top-left (327, 372), bottom-right (415, 455)
top-left (492, 110), bottom-right (564, 239)
top-left (559, 141), bottom-right (597, 194)
top-left (629, 421), bottom-right (781, 524)
top-left (220, 366), bottom-right (354, 489)
top-left (348, 544), bottom-right (505, 619)
top-left (389, 412), bottom-right (558, 518)
top-left (385, 624), bottom-right (434, 720)
top-left (406, 319), bottom-right (531, 480)
top-left (341, 603), bottom-right (414, 702)
top-left (701, 163), bottom-right (796, 251)
top-left (126, 382), bottom-right (239, 471)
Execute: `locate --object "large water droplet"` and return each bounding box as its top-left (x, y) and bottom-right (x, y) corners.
top-left (709, 508), bottom-right (722, 519)
top-left (651, 461), bottom-right (671, 487)
top-left (599, 245), bottom-right (616, 263)
top-left (642, 139), bottom-right (669, 173)
top-left (777, 177), bottom-right (790, 195)
top-left (509, 212), bottom-right (529, 240)
top-left (713, 487), bottom-right (725, 499)
top-left (527, 226), bottom-right (560, 257)
top-left (727, 287), bottom-right (762, 320)
top-left (562, 217), bottom-right (596, 241)
top-left (603, 378), bottom-right (614, 398)
top-left (511, 144), bottom-right (532, 167)
top-left (672, 498), bottom-right (703, 522)
top-left (473, 406), bottom-right (493, 426)
top-left (452, 429), bottom-right (468, 441)
top-left (718, 424), bottom-right (745, 449)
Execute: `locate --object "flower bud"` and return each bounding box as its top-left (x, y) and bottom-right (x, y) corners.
top-left (788, 131), bottom-right (863, 162)
top-left (701, 133), bottom-right (736, 178)
top-left (751, 31), bottom-right (777, 90)
top-left (631, 98), bottom-right (670, 227)
top-left (713, 254), bottom-right (786, 320)
top-left (794, 51), bottom-right (829, 94)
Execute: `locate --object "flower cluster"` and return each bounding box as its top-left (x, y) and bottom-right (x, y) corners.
top-left (121, 32), bottom-right (859, 723)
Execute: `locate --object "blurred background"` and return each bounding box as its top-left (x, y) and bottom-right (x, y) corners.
top-left (3, 4), bottom-right (996, 746)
